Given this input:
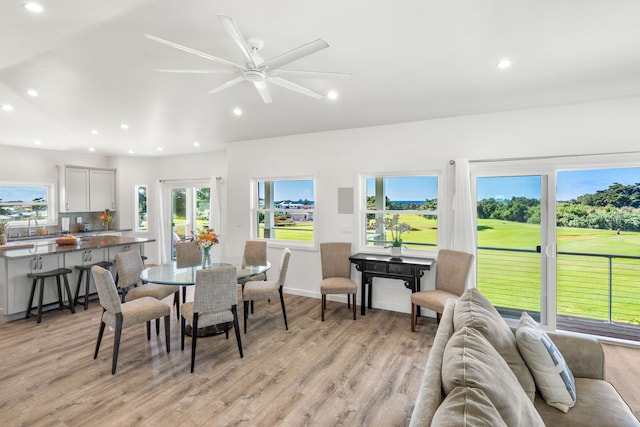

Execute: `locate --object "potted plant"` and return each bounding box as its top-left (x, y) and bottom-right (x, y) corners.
top-left (376, 214), bottom-right (410, 258)
top-left (0, 219), bottom-right (9, 245)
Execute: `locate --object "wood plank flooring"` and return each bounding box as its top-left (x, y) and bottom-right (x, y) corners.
top-left (0, 294), bottom-right (436, 427)
top-left (0, 293), bottom-right (637, 426)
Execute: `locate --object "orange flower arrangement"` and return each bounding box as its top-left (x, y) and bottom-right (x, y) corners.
top-left (98, 209), bottom-right (114, 228)
top-left (194, 227), bottom-right (219, 249)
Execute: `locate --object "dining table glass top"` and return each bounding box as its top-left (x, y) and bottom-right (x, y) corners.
top-left (140, 256), bottom-right (271, 285)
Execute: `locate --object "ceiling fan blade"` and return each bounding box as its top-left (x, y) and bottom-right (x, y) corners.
top-left (155, 69), bottom-right (236, 74)
top-left (272, 69), bottom-right (351, 80)
top-left (269, 77), bottom-right (324, 99)
top-left (218, 15), bottom-right (257, 69)
top-left (253, 81), bottom-right (272, 104)
top-left (144, 34), bottom-right (243, 70)
top-left (262, 39), bottom-right (329, 71)
top-left (207, 76), bottom-right (245, 95)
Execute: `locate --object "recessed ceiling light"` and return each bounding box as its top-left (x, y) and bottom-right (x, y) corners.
top-left (497, 58), bottom-right (512, 70)
top-left (157, 147), bottom-right (163, 151)
top-left (233, 108), bottom-right (242, 116)
top-left (88, 147), bottom-right (96, 152)
top-left (193, 141), bottom-right (200, 147)
top-left (90, 129), bottom-right (99, 135)
top-left (26, 89), bottom-right (38, 97)
top-left (34, 140), bottom-right (42, 145)
top-left (327, 90), bottom-right (338, 100)
top-left (120, 123), bottom-right (129, 130)
top-left (2, 104), bottom-right (13, 112)
top-left (23, 2), bottom-right (44, 13)
top-left (128, 150), bottom-right (134, 154)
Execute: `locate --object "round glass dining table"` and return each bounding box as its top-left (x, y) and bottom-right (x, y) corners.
top-left (140, 256), bottom-right (271, 285)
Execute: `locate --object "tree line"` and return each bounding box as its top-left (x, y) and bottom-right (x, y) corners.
top-left (477, 183), bottom-right (640, 232)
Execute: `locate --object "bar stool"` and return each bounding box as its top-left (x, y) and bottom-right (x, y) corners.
top-left (74, 261), bottom-right (114, 310)
top-left (26, 268), bottom-right (75, 323)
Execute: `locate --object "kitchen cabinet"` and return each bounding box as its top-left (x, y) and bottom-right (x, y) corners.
top-left (64, 248), bottom-right (109, 298)
top-left (4, 253), bottom-right (64, 316)
top-left (61, 166), bottom-right (116, 212)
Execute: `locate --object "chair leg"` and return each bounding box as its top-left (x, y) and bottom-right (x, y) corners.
top-left (232, 306), bottom-right (243, 358)
top-left (352, 293), bottom-right (356, 320)
top-left (164, 315), bottom-right (171, 353)
top-left (243, 300), bottom-right (249, 334)
top-left (37, 278), bottom-right (45, 324)
top-left (26, 278), bottom-right (37, 319)
top-left (155, 318), bottom-right (160, 336)
top-left (112, 315), bottom-right (123, 375)
top-left (411, 303), bottom-right (416, 332)
top-left (436, 312), bottom-right (442, 324)
top-left (190, 314), bottom-right (199, 373)
top-left (55, 274), bottom-right (63, 310)
top-left (174, 291), bottom-right (180, 320)
top-left (147, 321), bottom-right (151, 340)
top-left (182, 286), bottom-right (187, 303)
top-left (347, 293), bottom-right (351, 309)
top-left (74, 269), bottom-right (84, 307)
top-left (321, 294), bottom-right (326, 321)
top-left (62, 274), bottom-right (75, 314)
top-left (279, 288), bottom-right (288, 330)
top-left (94, 320), bottom-right (105, 359)
top-left (180, 316), bottom-right (185, 351)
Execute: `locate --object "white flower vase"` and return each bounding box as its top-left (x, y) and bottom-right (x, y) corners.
top-left (390, 246), bottom-right (402, 258)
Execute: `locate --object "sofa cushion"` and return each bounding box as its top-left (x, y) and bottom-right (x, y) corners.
top-left (431, 387), bottom-right (507, 427)
top-left (534, 378), bottom-right (640, 427)
top-left (442, 326), bottom-right (544, 427)
top-left (516, 311), bottom-right (577, 413)
top-left (453, 288), bottom-right (536, 400)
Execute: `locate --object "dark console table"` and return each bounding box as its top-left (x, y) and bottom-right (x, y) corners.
top-left (349, 253), bottom-right (434, 315)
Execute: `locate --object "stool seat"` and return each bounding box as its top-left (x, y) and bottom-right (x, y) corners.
top-left (26, 268), bottom-right (74, 323)
top-left (74, 261), bottom-right (114, 310)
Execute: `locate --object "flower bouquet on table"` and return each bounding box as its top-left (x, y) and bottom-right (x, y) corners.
top-left (194, 227), bottom-right (219, 267)
top-left (98, 209), bottom-right (114, 230)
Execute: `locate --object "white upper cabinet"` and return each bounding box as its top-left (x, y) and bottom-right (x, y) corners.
top-left (89, 169), bottom-right (116, 211)
top-left (62, 166), bottom-right (116, 212)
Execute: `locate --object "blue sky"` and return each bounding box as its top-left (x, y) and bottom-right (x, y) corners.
top-left (477, 168), bottom-right (640, 201)
top-left (0, 186), bottom-right (47, 202)
top-left (366, 176), bottom-right (438, 201)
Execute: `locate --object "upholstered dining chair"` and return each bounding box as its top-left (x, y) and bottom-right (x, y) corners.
top-left (180, 265), bottom-right (243, 373)
top-left (238, 240), bottom-right (267, 315)
top-left (410, 249), bottom-right (474, 331)
top-left (242, 248), bottom-right (291, 333)
top-left (175, 240), bottom-right (202, 302)
top-left (91, 265), bottom-right (171, 375)
top-left (320, 242), bottom-right (357, 321)
top-left (115, 250), bottom-right (181, 323)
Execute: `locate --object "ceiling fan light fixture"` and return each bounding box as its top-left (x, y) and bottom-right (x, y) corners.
top-left (244, 70), bottom-right (266, 83)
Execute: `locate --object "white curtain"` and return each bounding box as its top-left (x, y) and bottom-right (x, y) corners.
top-left (210, 176), bottom-right (223, 255)
top-left (451, 158), bottom-right (477, 287)
top-left (156, 180), bottom-right (168, 263)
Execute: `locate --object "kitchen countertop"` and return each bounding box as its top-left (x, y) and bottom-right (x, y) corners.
top-left (0, 236), bottom-right (155, 259)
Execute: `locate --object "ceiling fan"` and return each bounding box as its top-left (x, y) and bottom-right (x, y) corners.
top-left (144, 15), bottom-right (350, 104)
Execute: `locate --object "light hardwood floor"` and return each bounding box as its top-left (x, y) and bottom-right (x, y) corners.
top-left (0, 293), bottom-right (638, 426)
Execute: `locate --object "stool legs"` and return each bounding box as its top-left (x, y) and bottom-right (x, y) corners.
top-left (26, 272), bottom-right (74, 323)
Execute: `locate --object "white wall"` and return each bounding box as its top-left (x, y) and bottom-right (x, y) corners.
top-left (225, 96), bottom-right (640, 314)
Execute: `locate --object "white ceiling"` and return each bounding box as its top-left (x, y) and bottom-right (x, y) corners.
top-left (2, 0), bottom-right (640, 157)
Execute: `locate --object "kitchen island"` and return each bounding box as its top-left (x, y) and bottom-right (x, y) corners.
top-left (0, 236), bottom-right (154, 322)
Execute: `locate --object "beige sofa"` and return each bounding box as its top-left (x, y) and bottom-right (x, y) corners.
top-left (410, 289), bottom-right (639, 427)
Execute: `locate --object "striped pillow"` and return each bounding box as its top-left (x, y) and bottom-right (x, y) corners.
top-left (516, 311), bottom-right (577, 413)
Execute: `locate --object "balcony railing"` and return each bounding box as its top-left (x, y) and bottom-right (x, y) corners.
top-left (477, 246), bottom-right (640, 341)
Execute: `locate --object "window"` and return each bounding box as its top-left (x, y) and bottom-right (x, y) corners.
top-left (363, 175), bottom-right (438, 251)
top-left (254, 178), bottom-right (315, 245)
top-left (0, 183), bottom-right (54, 226)
top-left (135, 185), bottom-right (148, 232)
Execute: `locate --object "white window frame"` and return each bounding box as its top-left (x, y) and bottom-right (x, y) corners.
top-left (251, 176), bottom-right (316, 249)
top-left (358, 171), bottom-right (440, 255)
top-left (0, 182), bottom-right (56, 227)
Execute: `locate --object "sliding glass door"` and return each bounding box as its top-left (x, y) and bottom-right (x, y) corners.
top-left (166, 183), bottom-right (210, 259)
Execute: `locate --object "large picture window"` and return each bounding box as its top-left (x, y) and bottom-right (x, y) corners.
top-left (0, 183), bottom-right (54, 226)
top-left (254, 178), bottom-right (315, 245)
top-left (363, 175), bottom-right (438, 251)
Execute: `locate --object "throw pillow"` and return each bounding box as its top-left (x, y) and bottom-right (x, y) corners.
top-left (431, 387), bottom-right (507, 427)
top-left (442, 326), bottom-right (545, 427)
top-left (516, 311), bottom-right (577, 413)
top-left (453, 288), bottom-right (536, 401)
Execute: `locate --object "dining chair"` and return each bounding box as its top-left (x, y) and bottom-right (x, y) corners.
top-left (91, 265), bottom-right (171, 375)
top-left (175, 240), bottom-right (201, 302)
top-left (243, 248), bottom-right (291, 333)
top-left (180, 265), bottom-right (243, 373)
top-left (115, 250), bottom-right (181, 325)
top-left (238, 240), bottom-right (267, 315)
top-left (320, 242), bottom-right (357, 321)
top-left (410, 249), bottom-right (474, 331)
